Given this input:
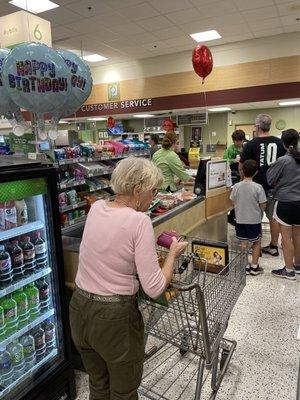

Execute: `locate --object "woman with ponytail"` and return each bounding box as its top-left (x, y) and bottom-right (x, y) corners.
top-left (152, 131), bottom-right (194, 192)
top-left (267, 129), bottom-right (300, 280)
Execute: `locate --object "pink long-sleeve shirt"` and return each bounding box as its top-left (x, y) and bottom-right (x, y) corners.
top-left (75, 200), bottom-right (167, 299)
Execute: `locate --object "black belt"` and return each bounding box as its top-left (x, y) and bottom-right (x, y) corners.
top-left (75, 286), bottom-right (136, 303)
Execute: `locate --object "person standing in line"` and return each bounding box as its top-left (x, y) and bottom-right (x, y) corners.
top-left (230, 160), bottom-right (267, 275)
top-left (239, 114), bottom-right (286, 256)
top-left (69, 157), bottom-right (188, 400)
top-left (267, 129), bottom-right (300, 280)
top-left (149, 133), bottom-right (159, 159)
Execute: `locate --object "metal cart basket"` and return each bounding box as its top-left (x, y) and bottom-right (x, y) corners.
top-left (138, 238), bottom-right (247, 400)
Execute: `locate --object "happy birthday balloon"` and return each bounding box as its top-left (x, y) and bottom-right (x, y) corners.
top-left (57, 49), bottom-right (92, 118)
top-left (192, 44), bottom-right (213, 83)
top-left (2, 43), bottom-right (72, 114)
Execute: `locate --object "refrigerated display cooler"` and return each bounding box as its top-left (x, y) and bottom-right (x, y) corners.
top-left (0, 157), bottom-right (76, 400)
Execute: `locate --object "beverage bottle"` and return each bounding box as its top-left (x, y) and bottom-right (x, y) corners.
top-left (1, 295), bottom-right (18, 335)
top-left (4, 201), bottom-right (17, 230)
top-left (20, 334), bottom-right (36, 370)
top-left (35, 278), bottom-right (50, 312)
top-left (24, 283), bottom-right (40, 321)
top-left (0, 245), bottom-right (13, 287)
top-left (43, 318), bottom-right (56, 353)
top-left (32, 325), bottom-right (46, 362)
top-left (0, 305), bottom-right (6, 339)
top-left (0, 350), bottom-right (13, 387)
top-left (33, 232), bottom-right (47, 270)
top-left (0, 202), bottom-right (5, 231)
top-left (7, 339), bottom-right (25, 379)
top-left (14, 199), bottom-right (28, 226)
top-left (12, 289), bottom-right (29, 328)
top-left (20, 237), bottom-right (36, 275)
top-left (8, 240), bottom-right (24, 281)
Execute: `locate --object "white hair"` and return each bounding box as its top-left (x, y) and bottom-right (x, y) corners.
top-left (255, 114), bottom-right (272, 132)
top-left (111, 157), bottom-right (163, 195)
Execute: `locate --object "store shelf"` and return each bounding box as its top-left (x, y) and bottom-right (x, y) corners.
top-left (54, 157), bottom-right (85, 166)
top-left (88, 185), bottom-right (110, 192)
top-left (58, 179), bottom-right (86, 190)
top-left (0, 221), bottom-right (44, 242)
top-left (86, 169), bottom-right (113, 178)
top-left (61, 216), bottom-right (87, 235)
top-left (0, 349), bottom-right (58, 396)
top-left (0, 308), bottom-right (55, 351)
top-left (0, 267), bottom-right (52, 298)
top-left (59, 200), bottom-right (87, 213)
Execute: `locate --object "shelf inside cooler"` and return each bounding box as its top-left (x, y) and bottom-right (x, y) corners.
top-left (0, 348), bottom-right (58, 396)
top-left (59, 201), bottom-right (87, 213)
top-left (0, 267), bottom-right (52, 298)
top-left (0, 221), bottom-right (45, 243)
top-left (0, 308), bottom-right (55, 351)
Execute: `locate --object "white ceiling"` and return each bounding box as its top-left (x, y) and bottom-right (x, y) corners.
top-left (1, 0), bottom-right (300, 66)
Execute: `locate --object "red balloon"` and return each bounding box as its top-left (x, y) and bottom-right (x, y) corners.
top-left (107, 116), bottom-right (115, 128)
top-left (192, 44), bottom-right (213, 83)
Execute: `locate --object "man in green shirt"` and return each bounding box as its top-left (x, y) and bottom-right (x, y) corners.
top-left (223, 129), bottom-right (246, 165)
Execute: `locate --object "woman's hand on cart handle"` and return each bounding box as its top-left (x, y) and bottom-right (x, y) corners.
top-left (161, 238), bottom-right (188, 286)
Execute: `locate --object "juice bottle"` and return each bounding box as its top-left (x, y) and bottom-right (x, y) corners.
top-left (7, 339), bottom-right (25, 379)
top-left (1, 295), bottom-right (18, 334)
top-left (33, 232), bottom-right (47, 270)
top-left (12, 289), bottom-right (29, 328)
top-left (0, 305), bottom-right (6, 339)
top-left (43, 318), bottom-right (56, 353)
top-left (0, 202), bottom-right (5, 231)
top-left (35, 278), bottom-right (50, 312)
top-left (8, 240), bottom-right (24, 281)
top-left (14, 199), bottom-right (28, 226)
top-left (20, 237), bottom-right (36, 276)
top-left (0, 350), bottom-right (13, 387)
top-left (0, 245), bottom-right (13, 287)
top-left (32, 325), bottom-right (46, 362)
top-left (24, 283), bottom-right (40, 321)
top-left (4, 201), bottom-right (17, 230)
top-left (20, 334), bottom-right (36, 370)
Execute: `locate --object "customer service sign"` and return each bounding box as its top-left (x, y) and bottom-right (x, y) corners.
top-left (80, 98), bottom-right (153, 114)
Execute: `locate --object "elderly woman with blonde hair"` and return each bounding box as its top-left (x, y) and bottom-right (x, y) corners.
top-left (69, 157), bottom-right (188, 400)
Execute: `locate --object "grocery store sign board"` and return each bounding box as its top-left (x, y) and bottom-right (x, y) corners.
top-left (0, 11), bottom-right (52, 49)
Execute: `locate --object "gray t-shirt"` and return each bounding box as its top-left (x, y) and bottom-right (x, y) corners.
top-left (230, 180), bottom-right (267, 224)
top-left (267, 153), bottom-right (300, 202)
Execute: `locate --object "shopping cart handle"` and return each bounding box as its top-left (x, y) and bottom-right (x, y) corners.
top-left (170, 282), bottom-right (200, 292)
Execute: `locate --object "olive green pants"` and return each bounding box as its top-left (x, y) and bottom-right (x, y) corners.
top-left (69, 290), bottom-right (145, 400)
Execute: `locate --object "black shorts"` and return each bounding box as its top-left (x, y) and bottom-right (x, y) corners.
top-left (235, 223), bottom-right (262, 242)
top-left (274, 200), bottom-right (300, 226)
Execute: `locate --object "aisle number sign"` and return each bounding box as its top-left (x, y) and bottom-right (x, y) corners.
top-left (0, 11), bottom-right (52, 48)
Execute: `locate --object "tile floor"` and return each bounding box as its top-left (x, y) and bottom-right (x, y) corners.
top-left (74, 225), bottom-right (300, 400)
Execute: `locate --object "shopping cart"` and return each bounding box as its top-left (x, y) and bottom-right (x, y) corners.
top-left (138, 238), bottom-right (247, 400)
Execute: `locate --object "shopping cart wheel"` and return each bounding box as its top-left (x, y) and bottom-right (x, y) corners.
top-left (220, 349), bottom-right (230, 370)
top-left (180, 348), bottom-right (187, 356)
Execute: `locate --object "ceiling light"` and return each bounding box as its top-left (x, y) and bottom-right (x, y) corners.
top-left (208, 107), bottom-right (231, 112)
top-left (190, 30), bottom-right (221, 42)
top-left (133, 114), bottom-right (155, 118)
top-left (278, 100), bottom-right (300, 106)
top-left (9, 0), bottom-right (59, 14)
top-left (87, 117), bottom-right (107, 121)
top-left (83, 54), bottom-right (108, 62)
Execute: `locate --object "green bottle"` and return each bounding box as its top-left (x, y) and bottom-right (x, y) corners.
top-left (24, 283), bottom-right (40, 321)
top-left (1, 295), bottom-right (18, 335)
top-left (12, 289), bottom-right (29, 328)
top-left (0, 304), bottom-right (6, 338)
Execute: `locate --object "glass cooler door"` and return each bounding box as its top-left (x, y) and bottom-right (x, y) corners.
top-left (0, 176), bottom-right (66, 399)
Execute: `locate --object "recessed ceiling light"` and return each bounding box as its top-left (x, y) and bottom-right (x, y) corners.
top-left (9, 0), bottom-right (59, 14)
top-left (87, 117), bottom-right (107, 121)
top-left (133, 114), bottom-right (155, 118)
top-left (83, 54), bottom-right (108, 62)
top-left (208, 107), bottom-right (231, 112)
top-left (190, 30), bottom-right (221, 42)
top-left (278, 100), bottom-right (300, 106)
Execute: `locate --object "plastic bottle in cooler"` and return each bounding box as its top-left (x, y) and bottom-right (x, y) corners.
top-left (35, 278), bottom-right (50, 312)
top-left (1, 295), bottom-right (18, 334)
top-left (7, 339), bottom-right (25, 379)
top-left (4, 202), bottom-right (17, 230)
top-left (0, 305), bottom-right (6, 339)
top-left (33, 232), bottom-right (47, 270)
top-left (14, 199), bottom-right (28, 226)
top-left (0, 245), bottom-right (13, 287)
top-left (24, 283), bottom-right (40, 321)
top-left (12, 289), bottom-right (29, 328)
top-left (0, 203), bottom-right (5, 231)
top-left (32, 325), bottom-right (46, 362)
top-left (20, 237), bottom-right (36, 275)
top-left (43, 318), bottom-right (56, 353)
top-left (0, 350), bottom-right (13, 387)
top-left (8, 240), bottom-right (24, 280)
top-left (20, 334), bottom-right (36, 370)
